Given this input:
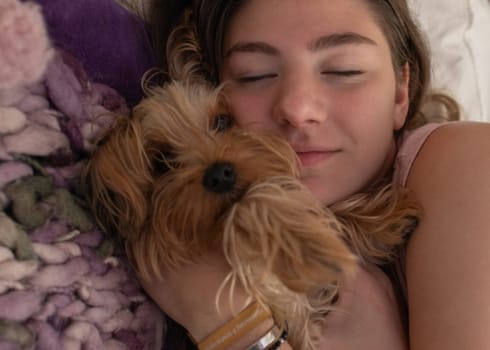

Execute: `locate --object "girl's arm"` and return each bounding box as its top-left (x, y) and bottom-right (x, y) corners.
top-left (406, 122), bottom-right (490, 349)
top-left (140, 250), bottom-right (407, 350)
top-left (138, 250), bottom-right (291, 350)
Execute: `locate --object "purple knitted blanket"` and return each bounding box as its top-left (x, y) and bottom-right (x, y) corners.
top-left (0, 1), bottom-right (164, 349)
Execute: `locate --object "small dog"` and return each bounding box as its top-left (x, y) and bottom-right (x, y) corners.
top-left (83, 78), bottom-right (418, 350)
top-left (83, 24), bottom-right (419, 350)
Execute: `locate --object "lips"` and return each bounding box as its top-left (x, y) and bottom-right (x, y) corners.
top-left (295, 150), bottom-right (340, 166)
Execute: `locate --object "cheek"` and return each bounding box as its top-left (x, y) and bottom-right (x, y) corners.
top-left (226, 90), bottom-right (272, 131)
top-left (334, 80), bottom-right (397, 134)
top-left (352, 88), bottom-right (398, 178)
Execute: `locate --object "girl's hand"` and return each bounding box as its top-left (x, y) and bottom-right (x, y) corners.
top-left (137, 250), bottom-right (254, 342)
top-left (318, 264), bottom-right (408, 350)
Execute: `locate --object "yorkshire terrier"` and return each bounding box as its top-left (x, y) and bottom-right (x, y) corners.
top-left (83, 24), bottom-right (419, 350)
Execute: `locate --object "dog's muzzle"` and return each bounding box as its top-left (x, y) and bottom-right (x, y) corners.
top-left (203, 162), bottom-right (236, 193)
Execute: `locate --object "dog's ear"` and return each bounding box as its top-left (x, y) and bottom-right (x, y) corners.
top-left (331, 184), bottom-right (420, 264)
top-left (223, 176), bottom-right (357, 294)
top-left (165, 14), bottom-right (208, 84)
top-left (82, 112), bottom-right (153, 241)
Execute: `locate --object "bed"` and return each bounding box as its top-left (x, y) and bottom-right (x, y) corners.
top-left (0, 0), bottom-right (489, 349)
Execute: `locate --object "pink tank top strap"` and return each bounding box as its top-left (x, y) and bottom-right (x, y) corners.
top-left (393, 123), bottom-right (443, 187)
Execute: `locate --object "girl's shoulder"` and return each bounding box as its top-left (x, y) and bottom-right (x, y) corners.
top-left (401, 124), bottom-right (490, 349)
top-left (394, 121), bottom-right (490, 187)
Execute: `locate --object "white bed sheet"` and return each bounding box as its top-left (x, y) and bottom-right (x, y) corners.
top-left (410, 0), bottom-right (490, 122)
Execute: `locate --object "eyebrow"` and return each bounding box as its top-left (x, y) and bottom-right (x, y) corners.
top-left (225, 32), bottom-right (377, 57)
top-left (225, 42), bottom-right (278, 57)
top-left (309, 32), bottom-right (377, 51)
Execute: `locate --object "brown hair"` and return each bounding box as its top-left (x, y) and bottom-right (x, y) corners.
top-left (364, 0), bottom-right (460, 128)
top-left (148, 0), bottom-right (459, 129)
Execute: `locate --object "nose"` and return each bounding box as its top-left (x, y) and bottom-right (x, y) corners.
top-left (273, 73), bottom-right (326, 128)
top-left (203, 162), bottom-right (236, 193)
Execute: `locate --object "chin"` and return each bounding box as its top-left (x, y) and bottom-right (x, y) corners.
top-left (302, 177), bottom-right (342, 205)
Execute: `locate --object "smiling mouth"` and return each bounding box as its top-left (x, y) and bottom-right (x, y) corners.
top-left (296, 150), bottom-right (339, 166)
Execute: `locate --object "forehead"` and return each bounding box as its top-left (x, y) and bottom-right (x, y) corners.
top-left (224, 0), bottom-right (388, 51)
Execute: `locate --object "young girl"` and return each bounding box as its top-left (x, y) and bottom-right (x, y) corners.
top-left (140, 0), bottom-right (490, 349)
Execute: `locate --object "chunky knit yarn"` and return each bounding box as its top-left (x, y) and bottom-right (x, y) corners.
top-left (0, 0), bottom-right (53, 91)
top-left (0, 1), bottom-right (164, 349)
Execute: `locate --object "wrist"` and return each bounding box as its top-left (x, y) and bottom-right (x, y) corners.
top-left (186, 295), bottom-right (252, 341)
top-left (190, 301), bottom-right (287, 350)
top-left (244, 325), bottom-right (290, 350)
top-left (195, 317), bottom-right (291, 350)
top-left (227, 317), bottom-right (274, 350)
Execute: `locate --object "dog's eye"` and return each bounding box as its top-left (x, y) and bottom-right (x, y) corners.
top-left (152, 151), bottom-right (175, 175)
top-left (212, 114), bottom-right (233, 132)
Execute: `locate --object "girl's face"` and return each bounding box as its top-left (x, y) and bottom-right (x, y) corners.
top-left (221, 0), bottom-right (410, 204)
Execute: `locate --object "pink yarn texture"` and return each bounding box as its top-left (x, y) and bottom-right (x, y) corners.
top-left (0, 0), bottom-right (53, 90)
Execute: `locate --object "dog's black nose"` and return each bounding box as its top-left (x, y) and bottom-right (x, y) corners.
top-left (203, 162), bottom-right (236, 193)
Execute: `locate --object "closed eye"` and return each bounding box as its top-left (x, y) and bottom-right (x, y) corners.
top-left (323, 70), bottom-right (364, 76)
top-left (237, 73), bottom-right (277, 83)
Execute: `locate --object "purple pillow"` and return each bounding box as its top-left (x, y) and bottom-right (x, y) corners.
top-left (34, 0), bottom-right (156, 106)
